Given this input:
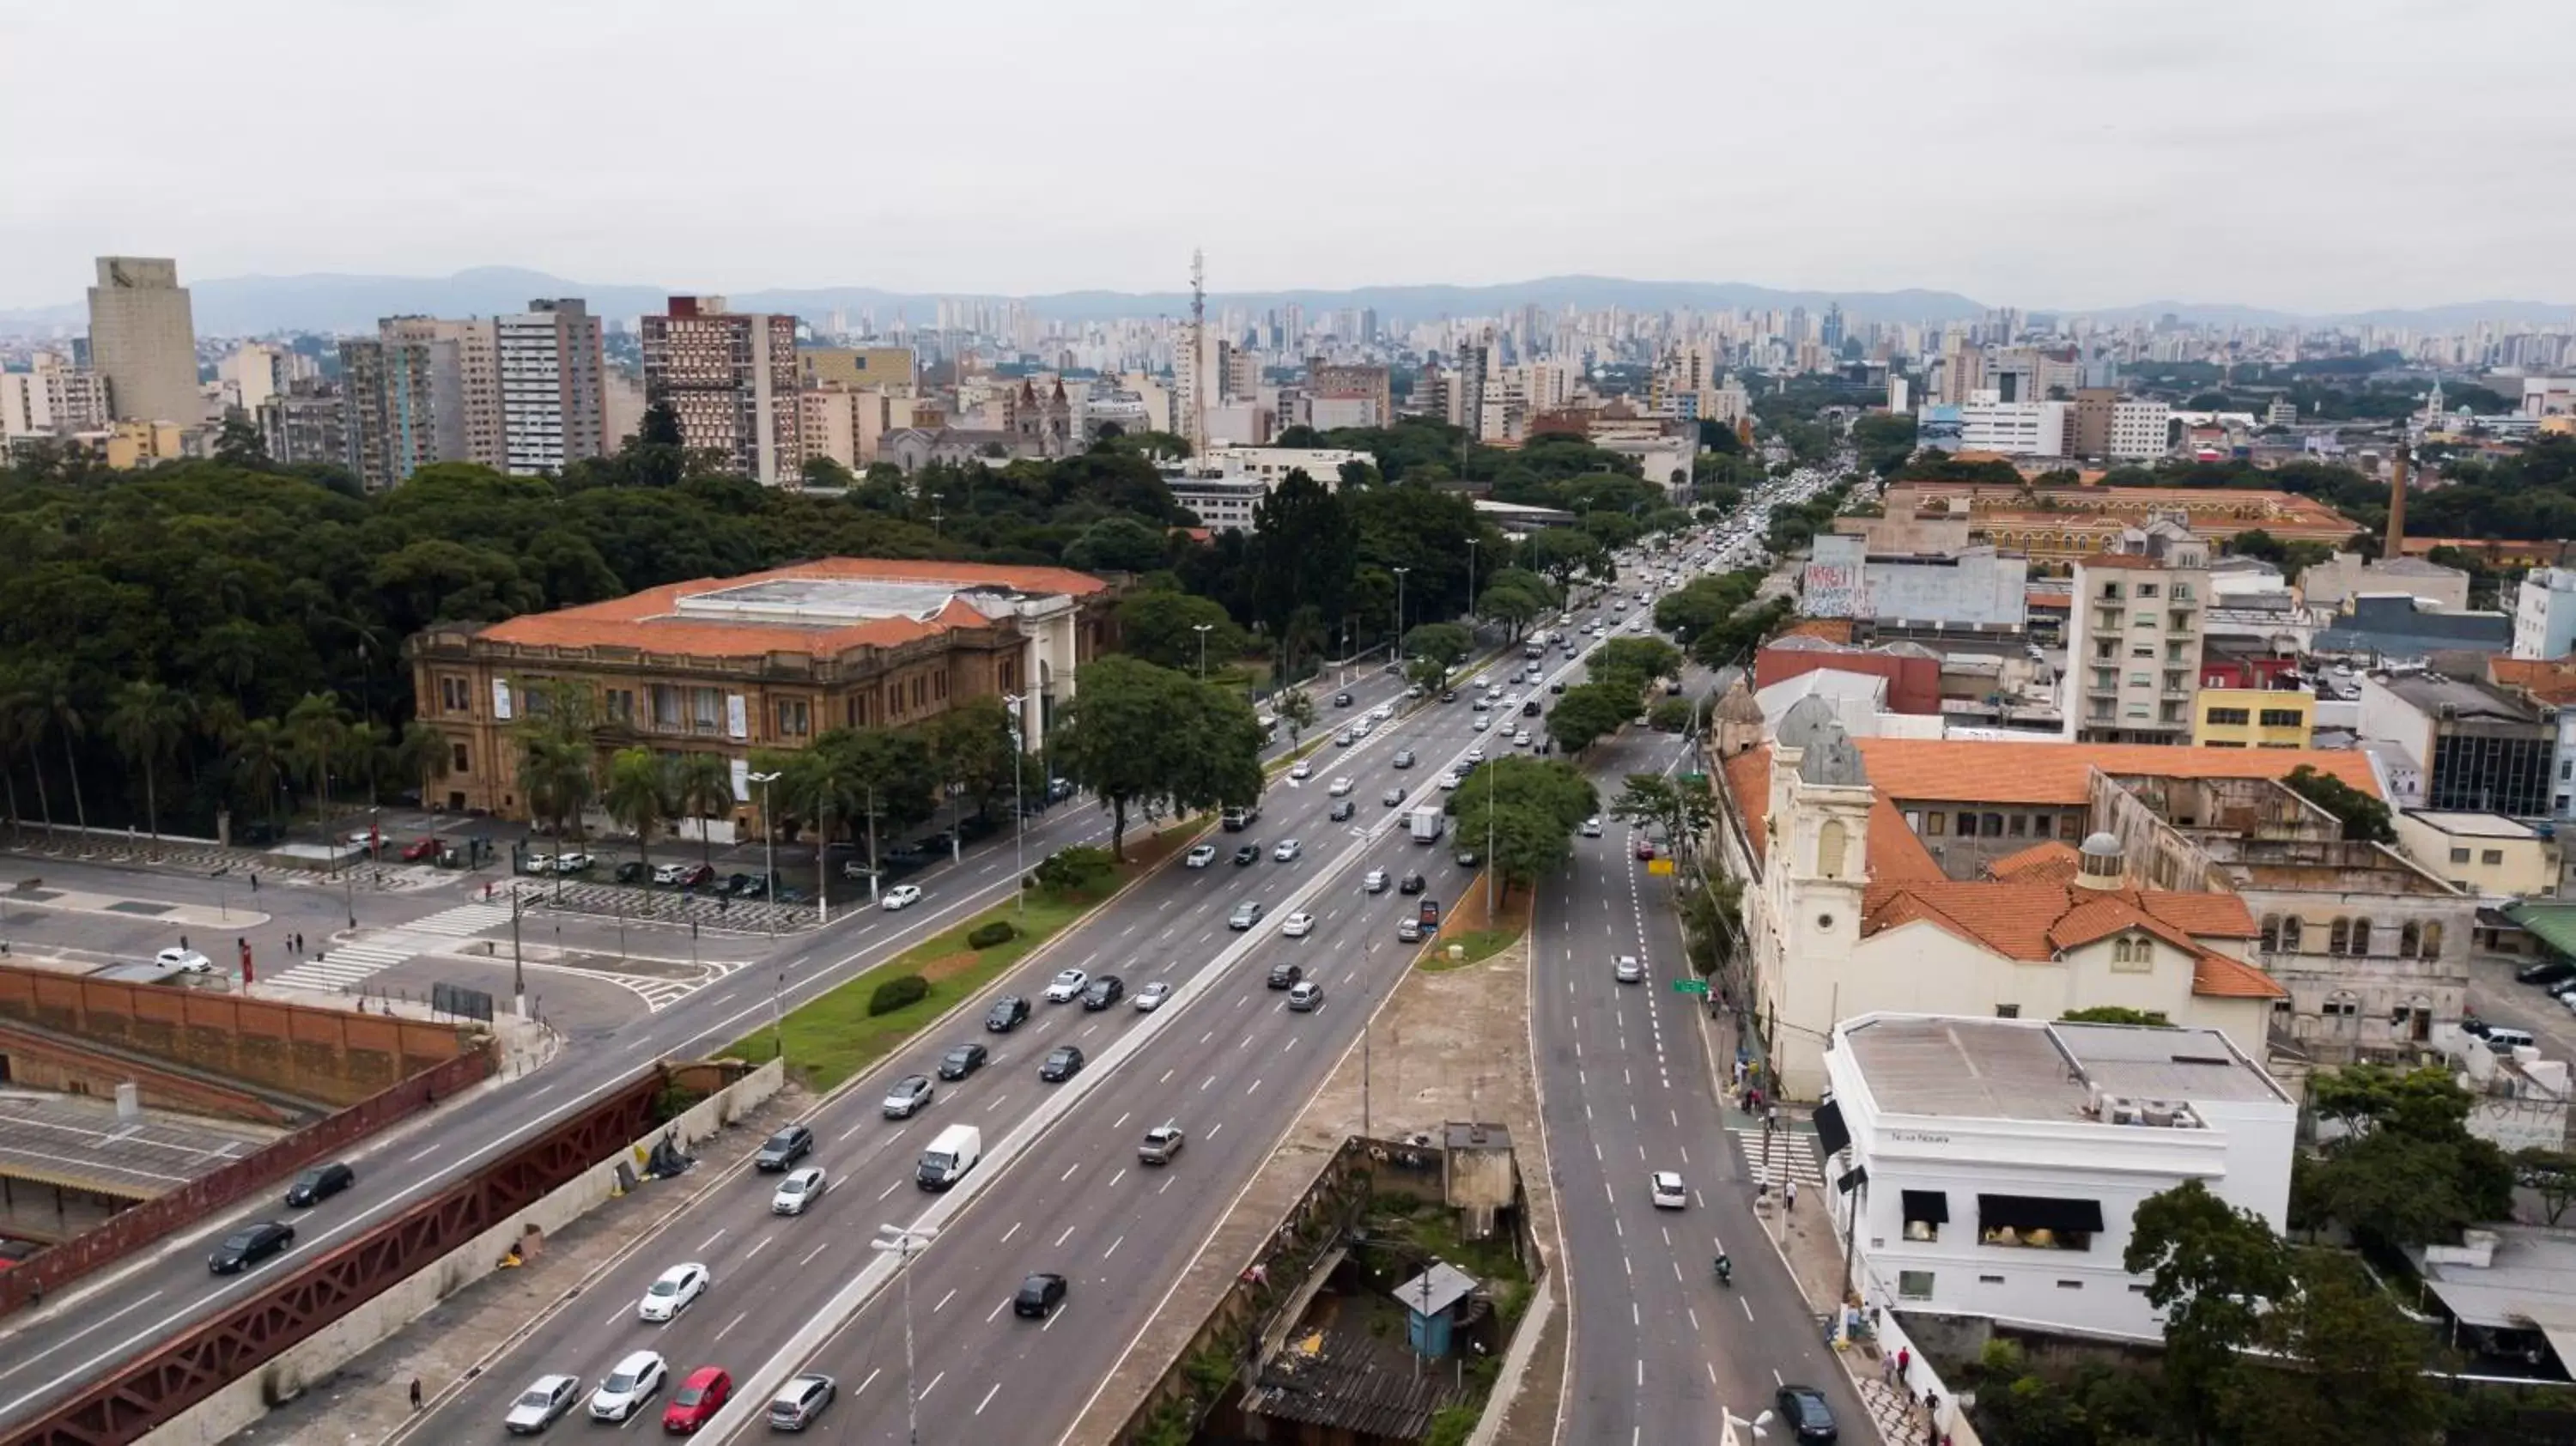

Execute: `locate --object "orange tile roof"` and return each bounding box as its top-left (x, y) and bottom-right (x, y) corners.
top-left (2488, 657), bottom-right (2576, 706)
top-left (2194, 955), bottom-right (2290, 999)
top-left (1988, 841), bottom-right (2081, 885)
top-left (1855, 737), bottom-right (2383, 807)
top-left (477, 558), bottom-right (1109, 660)
top-left (1778, 618), bottom-right (1856, 644)
top-left (1722, 748), bottom-right (1772, 868)
top-left (1859, 879), bottom-right (2280, 998)
top-left (1868, 798), bottom-right (1948, 882)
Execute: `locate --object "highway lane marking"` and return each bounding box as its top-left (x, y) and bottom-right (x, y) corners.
top-left (1593, 1142), bottom-right (1601, 1160)
top-left (1707, 1362), bottom-right (1719, 1384)
top-left (799, 1241), bottom-right (831, 1267)
top-left (1000, 1220), bottom-right (1023, 1243)
top-left (1157, 1068), bottom-right (1175, 1084)
top-left (985, 1092), bottom-right (1012, 1113)
top-left (715, 1309), bottom-right (747, 1341)
top-left (837, 1119), bottom-right (872, 1142)
top-left (1054, 1224), bottom-right (1077, 1248)
top-left (1772, 1366), bottom-right (1783, 1385)
top-left (1245, 1077), bottom-right (1263, 1096)
top-left (604, 1304), bottom-right (629, 1330)
top-left (1670, 1261), bottom-right (1683, 1283)
top-left (987, 1298), bottom-right (1009, 1322)
top-left (1200, 1074), bottom-right (1217, 1091)
top-left (1108, 1167), bottom-right (1126, 1189)
top-left (1745, 1297), bottom-right (1758, 1321)
top-left (854, 1367), bottom-right (880, 1396)
top-left (877, 1179), bottom-right (902, 1200)
top-left (1200, 1029), bottom-right (1216, 1044)
top-left (1636, 1358), bottom-right (1643, 1387)
top-left (698, 1228), bottom-right (726, 1251)
top-left (1237, 1032), bottom-right (1254, 1051)
top-left (1104, 1234), bottom-right (1125, 1258)
top-left (1060, 1162), bottom-right (1080, 1182)
top-left (1206, 1122), bottom-right (1223, 1140)
top-left (933, 1287), bottom-right (958, 1312)
top-left (1042, 1303), bottom-right (1066, 1331)
top-left (920, 1370), bottom-right (945, 1400)
top-left (976, 1381), bottom-right (1003, 1415)
top-left (1113, 1111), bottom-right (1130, 1131)
top-left (1687, 1307), bottom-right (1701, 1332)
top-left (404, 1142), bottom-right (441, 1164)
top-left (1282, 1035), bottom-right (1297, 1051)
top-left (744, 1234), bottom-right (773, 1261)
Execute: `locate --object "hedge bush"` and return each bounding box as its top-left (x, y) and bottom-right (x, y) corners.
top-left (966, 920), bottom-right (1017, 949)
top-left (867, 974), bottom-right (930, 1016)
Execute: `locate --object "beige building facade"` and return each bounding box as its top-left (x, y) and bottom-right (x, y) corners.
top-left (86, 256), bottom-right (200, 426)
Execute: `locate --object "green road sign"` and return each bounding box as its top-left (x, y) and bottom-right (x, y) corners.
top-left (1671, 978), bottom-right (1710, 995)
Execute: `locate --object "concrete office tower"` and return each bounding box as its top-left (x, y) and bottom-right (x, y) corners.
top-left (86, 256), bottom-right (200, 424)
top-left (496, 299), bottom-right (606, 475)
top-left (641, 296), bottom-right (801, 485)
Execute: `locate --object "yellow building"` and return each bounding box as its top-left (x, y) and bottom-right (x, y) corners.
top-left (2192, 688), bottom-right (2312, 749)
top-left (87, 419), bottom-right (187, 469)
top-left (2392, 811), bottom-right (2562, 899)
top-left (800, 347), bottom-right (916, 392)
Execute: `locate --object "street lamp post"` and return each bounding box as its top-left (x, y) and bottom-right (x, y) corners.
top-left (1391, 566), bottom-right (1411, 663)
top-left (1192, 623), bottom-right (1213, 680)
top-left (1465, 537), bottom-right (1479, 629)
top-left (508, 885), bottom-right (526, 1018)
top-left (749, 770), bottom-right (781, 939)
top-left (1005, 693), bottom-right (1029, 914)
top-left (872, 1224), bottom-right (939, 1446)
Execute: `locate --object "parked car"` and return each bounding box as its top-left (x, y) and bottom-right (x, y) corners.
top-left (552, 851), bottom-right (592, 873)
top-left (2519, 960), bottom-right (2576, 987)
top-left (616, 860), bottom-right (648, 884)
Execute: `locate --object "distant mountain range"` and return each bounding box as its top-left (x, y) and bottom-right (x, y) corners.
top-left (0, 265), bottom-right (2566, 337)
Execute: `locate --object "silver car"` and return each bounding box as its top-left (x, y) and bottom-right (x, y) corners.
top-left (504, 1373), bottom-right (580, 1434)
top-left (768, 1374), bottom-right (837, 1431)
top-left (1614, 955), bottom-right (1644, 984)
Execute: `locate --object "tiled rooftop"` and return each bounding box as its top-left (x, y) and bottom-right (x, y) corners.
top-left (1840, 1015), bottom-right (2287, 1121)
top-left (1853, 737), bottom-right (2383, 806)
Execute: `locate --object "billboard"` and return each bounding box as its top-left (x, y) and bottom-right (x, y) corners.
top-left (1917, 404), bottom-right (1965, 453)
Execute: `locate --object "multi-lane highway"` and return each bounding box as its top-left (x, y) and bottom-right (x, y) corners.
top-left (388, 643), bottom-right (1600, 1444)
top-left (0, 669), bottom-right (1432, 1437)
top-left (1534, 714), bottom-right (1873, 1445)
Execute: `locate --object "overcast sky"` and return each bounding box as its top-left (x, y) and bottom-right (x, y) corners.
top-left (4, 0), bottom-right (2569, 314)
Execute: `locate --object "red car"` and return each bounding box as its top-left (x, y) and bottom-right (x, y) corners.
top-left (400, 836), bottom-right (440, 862)
top-left (1634, 838), bottom-right (1657, 861)
top-left (661, 1366), bottom-right (731, 1434)
top-left (677, 862), bottom-right (716, 890)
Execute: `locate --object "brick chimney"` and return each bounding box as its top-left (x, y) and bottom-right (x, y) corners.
top-left (2383, 442), bottom-right (2411, 560)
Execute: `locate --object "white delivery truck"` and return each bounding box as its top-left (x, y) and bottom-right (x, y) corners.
top-left (1408, 805), bottom-right (1447, 843)
top-left (916, 1124), bottom-right (982, 1191)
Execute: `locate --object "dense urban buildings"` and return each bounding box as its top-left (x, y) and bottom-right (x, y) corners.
top-left (640, 296), bottom-right (800, 485)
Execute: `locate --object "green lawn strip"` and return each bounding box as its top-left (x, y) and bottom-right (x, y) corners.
top-left (1416, 922), bottom-right (1525, 971)
top-left (735, 822), bottom-right (1202, 1091)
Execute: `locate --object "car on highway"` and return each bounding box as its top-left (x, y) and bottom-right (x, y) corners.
top-left (1438, 771), bottom-right (1461, 790)
top-left (1382, 787), bottom-right (1406, 808)
top-left (1014, 1272), bottom-right (1070, 1319)
top-left (284, 1161), bottom-right (355, 1208)
top-left (1333, 690), bottom-right (1353, 707)
top-left (1081, 975), bottom-right (1127, 1010)
top-left (156, 946), bottom-right (215, 974)
top-left (1614, 955), bottom-right (1645, 984)
top-left (637, 1262), bottom-right (710, 1321)
top-left (502, 1373), bottom-right (581, 1434)
top-left (770, 1166), bottom-right (828, 1216)
top-left (1233, 844), bottom-right (1261, 866)
top-left (1511, 729), bottom-right (1532, 748)
top-left (1273, 838), bottom-right (1303, 862)
top-left (767, 1374), bottom-right (837, 1431)
top-left (1364, 868), bottom-right (1389, 893)
top-left (937, 1042), bottom-right (988, 1079)
top-left (1287, 980), bottom-right (1323, 1012)
top-left (1185, 843), bottom-right (1218, 868)
top-left (1580, 816), bottom-right (1603, 837)
top-left (879, 883), bottom-right (924, 910)
top-left (1471, 714), bottom-right (1490, 732)
top-left (1634, 837), bottom-right (1656, 860)
top-left (1289, 760), bottom-right (1313, 781)
top-left (1333, 728), bottom-right (1355, 746)
top-left (1775, 1384), bottom-right (1839, 1443)
top-left (1139, 1122), bottom-right (1186, 1165)
top-left (755, 1125), bottom-right (814, 1172)
top-left (586, 1351), bottom-right (667, 1422)
top-left (1133, 981), bottom-right (1174, 1011)
top-left (1328, 776), bottom-right (1352, 796)
top-left (1043, 968), bottom-right (1090, 1003)
top-left (1228, 901), bottom-right (1266, 930)
top-left (1471, 696), bottom-right (1489, 713)
top-left (1650, 1171), bottom-right (1688, 1209)
top-left (985, 994), bottom-right (1031, 1032)
top-left (1280, 911), bottom-right (1315, 938)
top-left (882, 1073), bottom-right (936, 1118)
top-left (1267, 961), bottom-right (1303, 989)
top-left (1038, 1044), bottom-right (1085, 1083)
top-left (1397, 917), bottom-right (1425, 943)
top-left (1467, 746), bottom-right (1486, 762)
top-left (1399, 872), bottom-right (1427, 895)
top-left (1453, 846), bottom-right (1479, 868)
top-left (1330, 798), bottom-right (1356, 821)
top-left (209, 1220), bottom-right (294, 1274)
top-left (661, 1366), bottom-right (732, 1434)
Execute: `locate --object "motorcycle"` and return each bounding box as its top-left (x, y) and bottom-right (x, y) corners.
top-left (1714, 1255), bottom-right (1733, 1288)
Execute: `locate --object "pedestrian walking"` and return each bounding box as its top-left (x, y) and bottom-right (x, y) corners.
top-left (248, 872), bottom-right (258, 892)
top-left (1785, 1179), bottom-right (1798, 1211)
top-left (1881, 1351), bottom-right (1896, 1385)
top-left (409, 1378), bottom-right (422, 1412)
top-left (1897, 1346), bottom-right (1911, 1381)
top-left (179, 933), bottom-right (189, 951)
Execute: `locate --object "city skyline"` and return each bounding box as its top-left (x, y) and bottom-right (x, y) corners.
top-left (5, 0), bottom-right (2571, 316)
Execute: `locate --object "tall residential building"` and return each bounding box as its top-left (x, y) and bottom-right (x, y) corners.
top-left (258, 381), bottom-right (352, 469)
top-left (2110, 400), bottom-right (2172, 461)
top-left (2513, 568), bottom-right (2576, 661)
top-left (2070, 386), bottom-right (2120, 458)
top-left (85, 256), bottom-right (199, 424)
top-left (1304, 360), bottom-right (1391, 429)
top-left (641, 297), bottom-right (801, 485)
top-left (341, 325), bottom-right (461, 489)
top-left (2063, 522), bottom-right (2210, 745)
top-left (1452, 334), bottom-right (1492, 439)
top-left (217, 343), bottom-right (288, 416)
top-left (495, 299), bottom-right (607, 475)
top-left (0, 355), bottom-right (111, 438)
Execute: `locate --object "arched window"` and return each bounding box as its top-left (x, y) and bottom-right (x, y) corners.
top-left (2281, 916), bottom-right (2304, 953)
top-left (2420, 921), bottom-right (2443, 958)
top-left (2399, 922), bottom-right (2420, 957)
top-left (2328, 918), bottom-right (2350, 956)
top-left (2259, 914), bottom-right (2281, 951)
top-left (2351, 919), bottom-right (2372, 956)
top-left (1818, 819), bottom-right (1849, 881)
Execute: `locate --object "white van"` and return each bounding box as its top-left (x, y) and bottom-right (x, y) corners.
top-left (2484, 1027), bottom-right (2537, 1054)
top-left (917, 1124), bottom-right (982, 1191)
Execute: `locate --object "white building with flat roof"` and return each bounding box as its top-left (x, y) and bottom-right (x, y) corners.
top-left (1819, 1013), bottom-right (2294, 1343)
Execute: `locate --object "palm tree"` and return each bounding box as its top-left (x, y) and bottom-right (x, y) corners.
top-left (105, 680), bottom-right (193, 854)
top-left (602, 748), bottom-right (673, 884)
top-left (228, 718), bottom-right (293, 829)
top-left (283, 692), bottom-right (351, 838)
top-left (390, 719), bottom-right (454, 811)
top-left (671, 752), bottom-right (738, 867)
top-left (769, 732), bottom-right (872, 904)
top-left (516, 728), bottom-right (594, 841)
top-left (39, 665), bottom-right (89, 840)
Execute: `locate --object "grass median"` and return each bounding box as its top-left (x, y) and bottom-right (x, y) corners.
top-left (732, 819), bottom-right (1200, 1092)
top-left (1417, 872), bottom-right (1531, 972)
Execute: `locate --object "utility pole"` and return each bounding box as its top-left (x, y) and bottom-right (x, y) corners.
top-left (1192, 623), bottom-right (1212, 680)
top-left (1005, 693), bottom-right (1028, 914)
top-left (509, 886), bottom-right (526, 1018)
top-left (872, 1224), bottom-right (939, 1446)
top-left (1465, 537), bottom-right (1479, 630)
top-left (750, 769), bottom-right (781, 939)
top-left (1392, 566), bottom-right (1411, 662)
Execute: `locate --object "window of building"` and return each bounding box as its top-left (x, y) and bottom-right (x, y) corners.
top-left (1996, 1003), bottom-right (2021, 1018)
top-left (1898, 1271), bottom-right (1935, 1301)
top-left (2280, 916), bottom-right (2304, 952)
top-left (2098, 581), bottom-right (2123, 600)
top-left (2111, 935), bottom-right (2153, 970)
top-left (1978, 1195), bottom-right (2101, 1251)
top-left (2421, 922), bottom-right (2443, 957)
top-left (2483, 849), bottom-right (2505, 866)
top-left (1924, 811), bottom-right (1946, 836)
top-left (1979, 1273), bottom-right (2006, 1285)
top-left (2061, 816), bottom-right (2083, 840)
top-left (1983, 812), bottom-right (2002, 837)
top-left (2137, 583), bottom-right (2159, 598)
top-left (1956, 811), bottom-right (1977, 837)
top-left (690, 687), bottom-right (722, 733)
top-left (2126, 704), bottom-right (2150, 718)
top-left (2057, 1280), bottom-right (2084, 1290)
top-left (2260, 914), bottom-right (2280, 951)
top-left (2450, 848), bottom-right (2471, 864)
top-left (440, 676), bottom-right (471, 713)
top-left (450, 742), bottom-right (469, 773)
top-left (605, 689), bottom-right (635, 725)
top-left (2206, 708), bottom-right (2251, 726)
top-left (2329, 918), bottom-right (2350, 955)
top-left (2259, 709), bottom-right (2302, 728)
top-left (650, 684), bottom-right (682, 730)
top-left (2129, 645), bottom-right (2154, 659)
top-left (2129, 672), bottom-right (2152, 689)
top-left (2351, 919), bottom-right (2372, 955)
top-left (2008, 814), bottom-right (2027, 837)
top-left (1902, 1190), bottom-right (1947, 1242)
top-left (2400, 921), bottom-right (2421, 956)
top-left (775, 698), bottom-right (811, 738)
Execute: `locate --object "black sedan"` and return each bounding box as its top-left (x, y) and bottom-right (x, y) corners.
top-left (1775, 1384), bottom-right (1838, 1443)
top-left (283, 1161), bottom-right (354, 1208)
top-left (937, 1043), bottom-right (988, 1080)
top-left (209, 1220), bottom-right (294, 1274)
top-left (756, 1125), bottom-right (815, 1171)
top-left (1080, 975), bottom-right (1126, 1011)
top-left (1038, 1045), bottom-right (1085, 1083)
top-left (1398, 872), bottom-right (1428, 896)
top-left (985, 995), bottom-right (1031, 1032)
top-left (2518, 960), bottom-right (2576, 987)
top-left (1232, 845), bottom-right (1261, 866)
top-left (1013, 1272), bottom-right (1068, 1318)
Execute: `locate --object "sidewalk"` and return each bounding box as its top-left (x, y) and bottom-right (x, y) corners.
top-left (1, 880), bottom-right (271, 932)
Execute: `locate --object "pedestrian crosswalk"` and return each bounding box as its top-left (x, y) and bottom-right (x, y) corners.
top-left (1731, 1127), bottom-right (1825, 1187)
top-left (264, 902), bottom-right (516, 993)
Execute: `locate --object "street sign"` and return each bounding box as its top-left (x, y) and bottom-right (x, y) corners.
top-left (1647, 859), bottom-right (1676, 876)
top-left (1671, 978), bottom-right (1710, 995)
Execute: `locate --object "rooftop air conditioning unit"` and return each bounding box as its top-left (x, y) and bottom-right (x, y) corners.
top-left (2141, 1102), bottom-right (2179, 1127)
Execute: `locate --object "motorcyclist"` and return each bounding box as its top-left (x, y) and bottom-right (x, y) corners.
top-left (1714, 1252), bottom-right (1733, 1285)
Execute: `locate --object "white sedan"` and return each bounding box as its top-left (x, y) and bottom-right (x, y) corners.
top-left (1289, 761), bottom-right (1313, 781)
top-left (880, 884), bottom-right (924, 911)
top-left (155, 947), bottom-right (215, 974)
top-left (770, 1166), bottom-right (828, 1216)
top-left (636, 1261), bottom-right (710, 1321)
top-left (1043, 969), bottom-right (1089, 1003)
top-left (1327, 777), bottom-right (1353, 797)
top-left (1614, 955), bottom-right (1644, 984)
top-left (1651, 1171), bottom-right (1688, 1209)
top-left (1280, 911), bottom-right (1316, 938)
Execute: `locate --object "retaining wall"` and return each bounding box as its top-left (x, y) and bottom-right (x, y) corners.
top-left (134, 1057), bottom-right (784, 1446)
